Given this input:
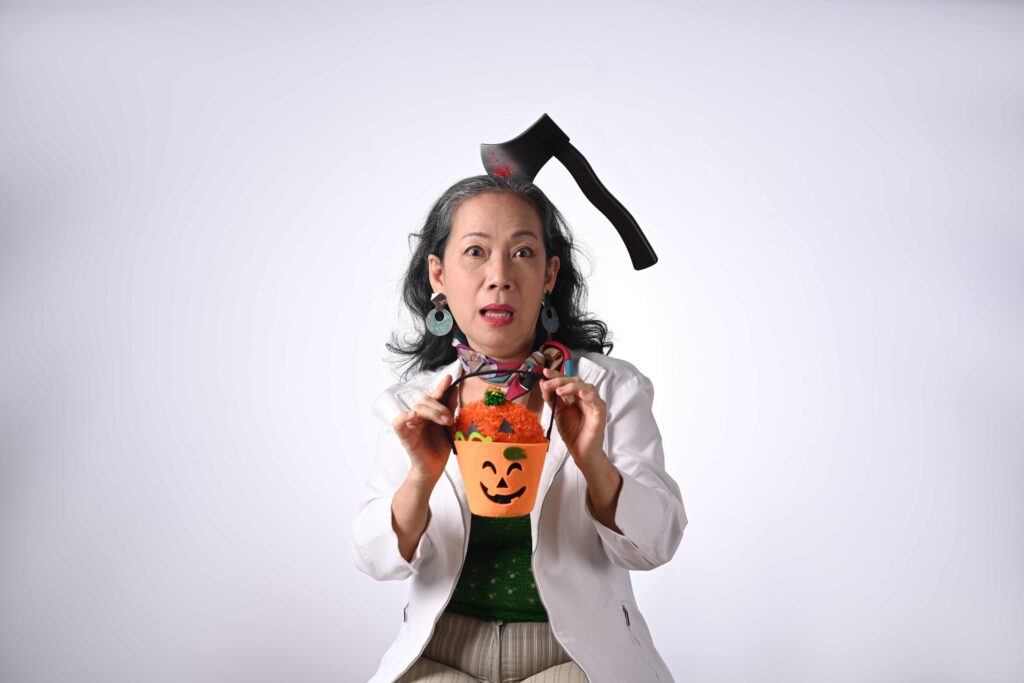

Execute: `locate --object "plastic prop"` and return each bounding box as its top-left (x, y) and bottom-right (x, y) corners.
top-left (442, 369), bottom-right (558, 517)
top-left (480, 113), bottom-right (658, 270)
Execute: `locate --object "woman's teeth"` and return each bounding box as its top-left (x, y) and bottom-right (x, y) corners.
top-left (483, 311), bottom-right (512, 318)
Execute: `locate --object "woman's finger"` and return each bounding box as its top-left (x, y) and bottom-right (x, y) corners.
top-left (555, 381), bottom-right (605, 409)
top-left (541, 368), bottom-right (572, 396)
top-left (554, 380), bottom-right (584, 404)
top-left (431, 373), bottom-right (461, 415)
top-left (542, 369), bottom-right (587, 393)
top-left (543, 377), bottom-right (579, 391)
top-left (559, 387), bottom-right (578, 406)
top-left (573, 387), bottom-right (606, 415)
top-left (539, 372), bottom-right (559, 404)
top-left (393, 411), bottom-right (417, 431)
top-left (411, 401), bottom-right (454, 425)
top-left (553, 380), bottom-right (584, 394)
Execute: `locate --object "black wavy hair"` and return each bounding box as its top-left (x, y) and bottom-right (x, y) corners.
top-left (385, 173), bottom-right (613, 381)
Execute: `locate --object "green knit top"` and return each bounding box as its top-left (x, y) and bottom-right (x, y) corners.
top-left (445, 513), bottom-right (548, 622)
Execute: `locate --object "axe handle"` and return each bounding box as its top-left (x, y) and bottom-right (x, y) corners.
top-left (555, 143), bottom-right (658, 270)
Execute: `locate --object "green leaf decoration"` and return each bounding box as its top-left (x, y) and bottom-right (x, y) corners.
top-left (503, 446), bottom-right (527, 460)
top-left (454, 431), bottom-right (466, 441)
top-left (483, 387), bottom-right (506, 407)
top-left (468, 433), bottom-right (493, 442)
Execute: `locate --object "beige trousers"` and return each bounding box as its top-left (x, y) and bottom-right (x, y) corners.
top-left (395, 611), bottom-right (589, 683)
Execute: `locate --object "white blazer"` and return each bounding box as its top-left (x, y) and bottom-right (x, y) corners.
top-left (352, 351), bottom-right (688, 682)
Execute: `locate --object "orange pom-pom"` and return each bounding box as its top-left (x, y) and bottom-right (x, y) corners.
top-left (452, 398), bottom-right (546, 444)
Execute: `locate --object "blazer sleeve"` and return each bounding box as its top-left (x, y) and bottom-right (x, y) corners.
top-left (583, 373), bottom-right (688, 571)
top-left (350, 387), bottom-right (435, 581)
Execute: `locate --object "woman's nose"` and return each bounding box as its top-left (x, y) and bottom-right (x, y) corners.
top-left (487, 254), bottom-right (512, 289)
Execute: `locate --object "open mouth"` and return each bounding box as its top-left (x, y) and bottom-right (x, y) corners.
top-left (480, 483), bottom-right (527, 505)
top-left (480, 309), bottom-right (514, 320)
top-left (480, 309), bottom-right (515, 326)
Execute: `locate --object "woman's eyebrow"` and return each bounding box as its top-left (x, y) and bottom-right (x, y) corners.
top-left (461, 230), bottom-right (539, 240)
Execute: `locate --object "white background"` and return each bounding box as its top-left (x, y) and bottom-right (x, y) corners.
top-left (2, 1), bottom-right (1022, 681)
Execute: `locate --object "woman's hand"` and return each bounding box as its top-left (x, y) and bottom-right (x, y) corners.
top-left (540, 367), bottom-right (608, 472)
top-left (392, 374), bottom-right (458, 488)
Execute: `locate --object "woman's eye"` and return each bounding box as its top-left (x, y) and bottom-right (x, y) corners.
top-left (464, 246), bottom-right (532, 258)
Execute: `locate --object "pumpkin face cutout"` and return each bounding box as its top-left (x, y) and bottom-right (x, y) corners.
top-left (455, 440), bottom-right (548, 517)
top-left (480, 458), bottom-right (525, 504)
top-left (449, 385), bottom-right (550, 517)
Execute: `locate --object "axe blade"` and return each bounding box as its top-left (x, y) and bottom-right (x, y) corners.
top-left (480, 113), bottom-right (569, 181)
top-left (480, 113), bottom-right (658, 270)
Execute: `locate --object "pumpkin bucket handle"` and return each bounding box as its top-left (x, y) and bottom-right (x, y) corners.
top-left (440, 368), bottom-right (557, 454)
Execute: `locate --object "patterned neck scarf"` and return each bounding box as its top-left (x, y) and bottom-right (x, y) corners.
top-left (451, 328), bottom-right (575, 402)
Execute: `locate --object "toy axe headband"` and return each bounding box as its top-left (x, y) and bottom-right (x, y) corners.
top-left (480, 113), bottom-right (657, 270)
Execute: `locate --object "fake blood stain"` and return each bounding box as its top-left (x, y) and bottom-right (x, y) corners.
top-left (487, 150), bottom-right (516, 178)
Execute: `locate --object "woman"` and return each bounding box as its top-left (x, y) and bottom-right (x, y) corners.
top-left (352, 173), bottom-right (687, 682)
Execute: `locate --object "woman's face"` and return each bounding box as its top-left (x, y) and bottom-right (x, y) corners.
top-left (428, 191), bottom-right (559, 364)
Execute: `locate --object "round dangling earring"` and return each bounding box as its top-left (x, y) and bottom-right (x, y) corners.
top-left (425, 292), bottom-right (454, 336)
top-left (540, 291), bottom-right (559, 335)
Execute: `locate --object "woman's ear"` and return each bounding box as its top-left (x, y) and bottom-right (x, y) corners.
top-left (427, 254), bottom-right (444, 292)
top-left (545, 255), bottom-right (560, 292)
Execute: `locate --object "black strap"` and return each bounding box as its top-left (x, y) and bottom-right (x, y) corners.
top-left (440, 368), bottom-right (557, 454)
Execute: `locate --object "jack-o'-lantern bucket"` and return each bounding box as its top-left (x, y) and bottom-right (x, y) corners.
top-left (442, 368), bottom-right (558, 518)
top-left (453, 440), bottom-right (548, 517)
